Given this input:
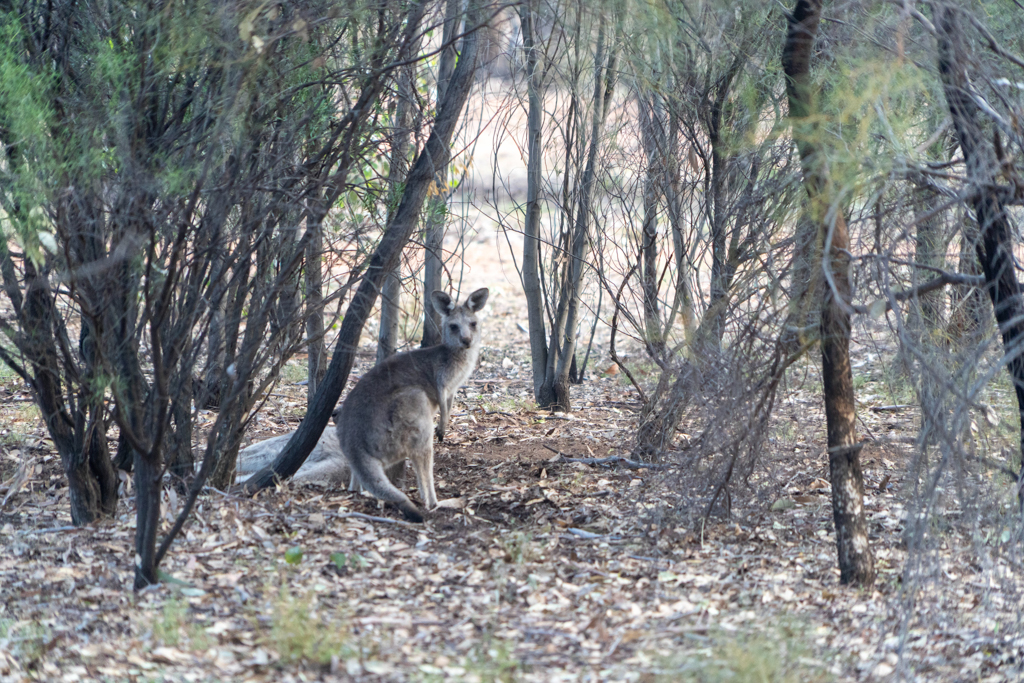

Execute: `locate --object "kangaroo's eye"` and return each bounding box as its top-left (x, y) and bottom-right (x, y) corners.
top-left (449, 324), bottom-right (459, 333)
top-left (469, 321), bottom-right (477, 329)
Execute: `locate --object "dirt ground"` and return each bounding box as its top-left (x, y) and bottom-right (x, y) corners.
top-left (3, 279), bottom-right (1024, 682)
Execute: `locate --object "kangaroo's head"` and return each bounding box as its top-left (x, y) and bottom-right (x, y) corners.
top-left (431, 288), bottom-right (489, 351)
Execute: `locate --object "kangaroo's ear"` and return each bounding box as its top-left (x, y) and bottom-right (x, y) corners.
top-left (430, 290), bottom-right (455, 316)
top-left (466, 288), bottom-right (489, 312)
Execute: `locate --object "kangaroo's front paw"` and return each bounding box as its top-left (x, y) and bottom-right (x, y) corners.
top-left (435, 425), bottom-right (445, 442)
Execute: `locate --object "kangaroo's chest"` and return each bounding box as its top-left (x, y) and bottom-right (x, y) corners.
top-left (439, 347), bottom-right (480, 399)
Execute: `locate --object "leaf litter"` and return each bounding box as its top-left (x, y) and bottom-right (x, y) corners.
top-left (1, 319), bottom-right (1023, 682)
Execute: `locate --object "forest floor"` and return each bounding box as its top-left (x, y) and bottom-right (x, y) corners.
top-left (2, 281), bottom-right (1024, 681)
top-left (2, 201), bottom-right (1024, 681)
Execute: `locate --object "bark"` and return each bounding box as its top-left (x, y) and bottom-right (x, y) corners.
top-left (639, 93), bottom-right (664, 355)
top-left (946, 223), bottom-right (989, 345)
top-left (783, 0), bottom-right (874, 585)
top-left (935, 3), bottom-right (1024, 491)
top-left (663, 107), bottom-right (696, 340)
top-left (421, 0), bottom-right (461, 348)
top-left (378, 270), bottom-right (403, 362)
top-left (133, 445), bottom-right (163, 588)
top-left (519, 0), bottom-right (549, 402)
top-left (22, 259), bottom-right (117, 525)
top-left (542, 20), bottom-right (615, 411)
top-left (378, 50), bottom-right (419, 363)
top-left (912, 184), bottom-right (945, 333)
top-left (167, 371), bottom-right (194, 481)
top-left (241, 2), bottom-right (479, 493)
top-left (700, 55), bottom-right (744, 353)
top-left (305, 215), bottom-right (327, 404)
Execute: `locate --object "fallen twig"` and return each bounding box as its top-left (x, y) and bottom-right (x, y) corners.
top-left (543, 445), bottom-right (665, 470)
top-left (19, 526), bottom-right (79, 536)
top-left (869, 404), bottom-right (914, 413)
top-left (327, 510), bottom-right (419, 528)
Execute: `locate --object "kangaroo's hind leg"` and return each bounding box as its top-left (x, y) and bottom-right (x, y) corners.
top-left (391, 389), bottom-right (437, 510)
top-left (410, 440), bottom-right (437, 510)
top-left (348, 454), bottom-right (423, 523)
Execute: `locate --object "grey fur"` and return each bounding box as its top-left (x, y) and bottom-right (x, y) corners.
top-left (235, 427), bottom-right (349, 484)
top-left (337, 287), bottom-right (489, 522)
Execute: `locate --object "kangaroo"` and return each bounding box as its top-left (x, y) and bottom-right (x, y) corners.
top-left (336, 288), bottom-right (489, 522)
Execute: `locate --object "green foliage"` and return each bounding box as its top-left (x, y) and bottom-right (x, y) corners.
top-left (151, 598), bottom-right (211, 651)
top-left (267, 586), bottom-right (352, 665)
top-left (284, 546), bottom-right (304, 565)
top-left (330, 551), bottom-right (368, 571)
top-left (415, 636), bottom-right (523, 683)
top-left (461, 638), bottom-right (522, 683)
top-left (497, 531), bottom-right (537, 566)
top-left (152, 598), bottom-right (188, 647)
top-left (0, 619), bottom-right (51, 670)
top-left (656, 624), bottom-right (831, 682)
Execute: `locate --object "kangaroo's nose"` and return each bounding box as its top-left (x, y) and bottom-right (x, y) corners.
top-left (461, 336), bottom-right (471, 348)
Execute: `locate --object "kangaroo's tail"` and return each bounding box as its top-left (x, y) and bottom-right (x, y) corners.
top-left (236, 433), bottom-right (292, 475)
top-left (349, 456), bottom-right (424, 523)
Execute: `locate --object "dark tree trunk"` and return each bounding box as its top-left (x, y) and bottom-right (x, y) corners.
top-left (167, 373), bottom-right (194, 482)
top-left (783, 0), bottom-right (874, 585)
top-left (133, 445), bottom-right (163, 589)
top-left (22, 260), bottom-right (117, 524)
top-left (936, 2), bottom-right (1024, 492)
top-left (242, 2), bottom-right (479, 492)
top-left (820, 212), bottom-right (873, 585)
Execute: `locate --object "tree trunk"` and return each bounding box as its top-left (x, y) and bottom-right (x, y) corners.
top-left (241, 2), bottom-right (479, 493)
top-left (935, 2), bottom-right (1024, 494)
top-left (542, 20), bottom-right (614, 411)
top-left (133, 444), bottom-right (163, 589)
top-left (783, 0), bottom-right (874, 585)
top-left (639, 93), bottom-right (664, 355)
top-left (520, 0), bottom-right (549, 403)
top-left (693, 54), bottom-right (744, 356)
top-left (663, 107), bottom-right (696, 341)
top-left (421, 0), bottom-right (461, 348)
top-left (305, 215), bottom-right (327, 404)
top-left (22, 260), bottom-right (117, 524)
top-left (378, 49), bottom-right (420, 363)
top-left (820, 212), bottom-right (873, 584)
top-left (167, 371), bottom-right (194, 482)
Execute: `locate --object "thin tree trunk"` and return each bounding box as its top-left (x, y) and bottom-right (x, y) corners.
top-left (783, 0), bottom-right (874, 585)
top-left (947, 224), bottom-right (988, 345)
top-left (421, 0), bottom-right (461, 347)
top-left (242, 2), bottom-right (479, 493)
top-left (305, 215), bottom-right (327, 404)
top-left (639, 93), bottom-right (664, 355)
top-left (693, 55), bottom-right (744, 355)
top-left (520, 0), bottom-right (549, 403)
top-left (22, 259), bottom-right (117, 524)
top-left (544, 20), bottom-right (614, 411)
top-left (378, 50), bottom-right (420, 363)
top-left (912, 184), bottom-right (945, 332)
top-left (133, 443), bottom-right (162, 588)
top-left (663, 105), bottom-right (696, 340)
top-left (167, 371), bottom-right (194, 481)
top-left (935, 2), bottom-right (1024, 496)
